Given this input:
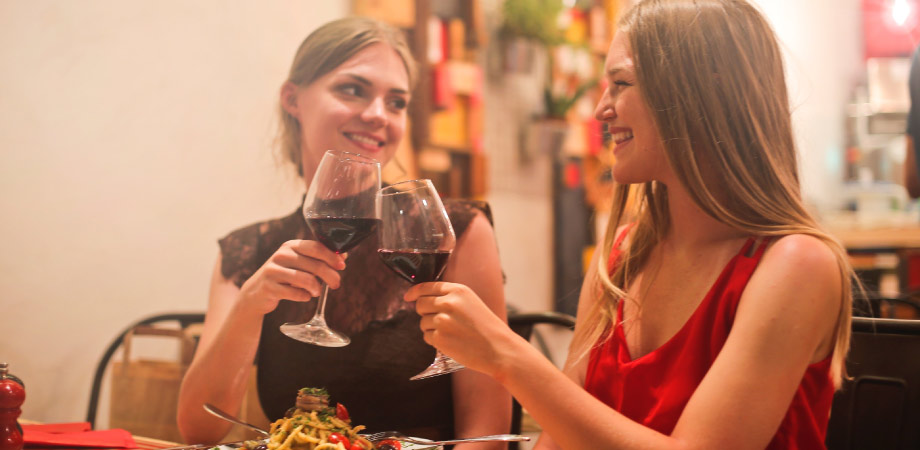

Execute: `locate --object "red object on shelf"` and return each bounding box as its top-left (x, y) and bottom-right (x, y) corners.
top-left (0, 363), bottom-right (24, 450)
top-left (905, 250), bottom-right (920, 291)
top-left (565, 161), bottom-right (582, 189)
top-left (863, 0), bottom-right (920, 58)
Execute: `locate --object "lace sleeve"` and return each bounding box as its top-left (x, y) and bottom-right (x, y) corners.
top-left (443, 199), bottom-right (505, 284)
top-left (443, 199), bottom-right (494, 238)
top-left (218, 223), bottom-right (262, 288)
top-left (218, 209), bottom-right (306, 288)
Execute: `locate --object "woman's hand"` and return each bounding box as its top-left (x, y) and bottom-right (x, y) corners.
top-left (238, 239), bottom-right (346, 315)
top-left (404, 281), bottom-right (520, 378)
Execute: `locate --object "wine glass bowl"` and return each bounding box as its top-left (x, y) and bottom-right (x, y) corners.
top-left (377, 179), bottom-right (463, 379)
top-left (280, 150), bottom-right (381, 347)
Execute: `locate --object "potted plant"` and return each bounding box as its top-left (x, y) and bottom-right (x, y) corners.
top-left (499, 0), bottom-right (563, 73)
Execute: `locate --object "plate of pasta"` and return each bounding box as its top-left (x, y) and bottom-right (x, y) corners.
top-left (222, 388), bottom-right (439, 450)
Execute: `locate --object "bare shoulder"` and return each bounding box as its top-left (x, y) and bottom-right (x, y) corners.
top-left (760, 234), bottom-right (840, 279)
top-left (742, 233), bottom-right (842, 322)
top-left (456, 211), bottom-right (496, 247)
top-left (444, 210), bottom-right (506, 313)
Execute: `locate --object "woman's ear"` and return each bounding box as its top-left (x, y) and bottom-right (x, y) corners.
top-left (280, 82), bottom-right (299, 116)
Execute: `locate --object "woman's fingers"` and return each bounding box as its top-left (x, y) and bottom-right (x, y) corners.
top-left (266, 239), bottom-right (345, 288)
top-left (279, 266), bottom-right (323, 297)
top-left (274, 251), bottom-right (342, 289)
top-left (404, 281), bottom-right (460, 302)
top-left (276, 283), bottom-right (317, 303)
top-left (290, 240), bottom-right (346, 270)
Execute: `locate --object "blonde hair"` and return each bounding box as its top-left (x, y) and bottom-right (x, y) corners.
top-left (572, 0), bottom-right (855, 388)
top-left (278, 16), bottom-right (417, 177)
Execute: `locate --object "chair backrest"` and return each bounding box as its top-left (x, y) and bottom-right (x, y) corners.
top-left (852, 291), bottom-right (920, 320)
top-left (86, 313), bottom-right (205, 437)
top-left (507, 311), bottom-right (576, 449)
top-left (826, 317), bottom-right (920, 449)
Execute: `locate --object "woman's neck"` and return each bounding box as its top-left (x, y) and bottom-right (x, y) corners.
top-left (661, 182), bottom-right (747, 251)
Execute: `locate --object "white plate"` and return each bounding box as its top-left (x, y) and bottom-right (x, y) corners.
top-left (204, 438), bottom-right (441, 450)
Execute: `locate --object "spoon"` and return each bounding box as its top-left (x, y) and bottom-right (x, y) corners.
top-left (203, 403), bottom-right (270, 437)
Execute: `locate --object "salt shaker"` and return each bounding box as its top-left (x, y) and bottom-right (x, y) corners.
top-left (0, 362), bottom-right (25, 450)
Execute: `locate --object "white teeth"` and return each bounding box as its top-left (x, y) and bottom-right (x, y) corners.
top-left (611, 131), bottom-right (633, 144)
top-left (346, 133), bottom-right (383, 147)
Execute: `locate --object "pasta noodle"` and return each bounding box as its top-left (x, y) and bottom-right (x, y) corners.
top-left (266, 409), bottom-right (374, 450)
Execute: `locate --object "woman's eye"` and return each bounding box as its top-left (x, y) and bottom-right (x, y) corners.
top-left (338, 84), bottom-right (363, 97)
top-left (388, 98), bottom-right (408, 110)
top-left (613, 80), bottom-right (632, 87)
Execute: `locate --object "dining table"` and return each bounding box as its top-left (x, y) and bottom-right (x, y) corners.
top-left (19, 419), bottom-right (180, 450)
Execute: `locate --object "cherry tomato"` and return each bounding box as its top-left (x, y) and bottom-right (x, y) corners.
top-left (377, 439), bottom-right (401, 450)
top-left (328, 432), bottom-right (350, 448)
top-left (336, 402), bottom-right (350, 421)
top-left (349, 443), bottom-right (365, 450)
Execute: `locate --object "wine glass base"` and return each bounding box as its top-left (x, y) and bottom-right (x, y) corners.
top-left (410, 357), bottom-right (465, 380)
top-left (280, 322), bottom-right (350, 347)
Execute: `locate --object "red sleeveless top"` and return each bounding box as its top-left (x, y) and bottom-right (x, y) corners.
top-left (584, 233), bottom-right (834, 449)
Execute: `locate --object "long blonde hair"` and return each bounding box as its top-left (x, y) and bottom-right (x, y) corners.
top-left (572, 0), bottom-right (854, 388)
top-left (278, 16), bottom-right (417, 177)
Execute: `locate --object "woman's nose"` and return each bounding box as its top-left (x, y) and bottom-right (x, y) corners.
top-left (361, 97), bottom-right (388, 127)
top-left (594, 95), bottom-right (614, 122)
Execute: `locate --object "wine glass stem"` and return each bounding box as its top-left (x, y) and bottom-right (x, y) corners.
top-left (308, 283), bottom-right (332, 326)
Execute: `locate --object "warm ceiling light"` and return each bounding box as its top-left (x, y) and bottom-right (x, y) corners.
top-left (892, 0), bottom-right (913, 27)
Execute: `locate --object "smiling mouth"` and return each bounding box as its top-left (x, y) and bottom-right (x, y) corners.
top-left (611, 130), bottom-right (633, 145)
top-left (344, 132), bottom-right (384, 148)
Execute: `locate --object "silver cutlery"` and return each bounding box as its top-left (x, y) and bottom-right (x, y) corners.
top-left (203, 403), bottom-right (271, 437)
top-left (361, 431), bottom-right (530, 446)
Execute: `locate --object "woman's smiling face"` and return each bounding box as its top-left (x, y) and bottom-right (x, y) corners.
top-left (283, 42), bottom-right (410, 182)
top-left (595, 31), bottom-right (672, 186)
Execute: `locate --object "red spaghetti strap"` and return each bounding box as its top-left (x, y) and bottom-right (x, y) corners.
top-left (750, 236), bottom-right (773, 259)
top-left (607, 223), bottom-right (634, 273)
top-left (612, 223), bottom-right (634, 250)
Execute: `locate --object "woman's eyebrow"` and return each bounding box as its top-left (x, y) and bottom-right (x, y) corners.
top-left (606, 66), bottom-right (627, 78)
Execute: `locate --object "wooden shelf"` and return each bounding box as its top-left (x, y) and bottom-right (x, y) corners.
top-left (357, 0), bottom-right (486, 199)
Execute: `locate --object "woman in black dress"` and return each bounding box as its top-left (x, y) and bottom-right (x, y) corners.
top-left (177, 17), bottom-right (510, 447)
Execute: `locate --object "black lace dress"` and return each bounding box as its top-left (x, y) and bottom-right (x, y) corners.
top-left (218, 199), bottom-right (493, 440)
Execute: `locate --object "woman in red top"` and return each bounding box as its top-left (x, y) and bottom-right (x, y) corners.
top-left (405, 0), bottom-right (856, 448)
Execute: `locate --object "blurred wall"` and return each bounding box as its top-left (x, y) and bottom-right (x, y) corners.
top-left (0, 0), bottom-right (346, 424)
top-left (755, 0), bottom-right (864, 211)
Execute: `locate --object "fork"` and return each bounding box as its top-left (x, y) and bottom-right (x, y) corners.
top-left (361, 431), bottom-right (530, 446)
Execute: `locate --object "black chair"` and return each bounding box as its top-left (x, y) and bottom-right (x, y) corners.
top-left (826, 317), bottom-right (920, 450)
top-left (507, 311), bottom-right (576, 449)
top-left (852, 291), bottom-right (920, 319)
top-left (86, 312), bottom-right (205, 428)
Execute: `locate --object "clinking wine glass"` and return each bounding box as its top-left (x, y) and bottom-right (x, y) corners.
top-left (376, 179), bottom-right (464, 380)
top-left (279, 150), bottom-right (381, 347)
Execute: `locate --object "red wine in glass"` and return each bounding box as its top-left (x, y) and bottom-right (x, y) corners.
top-left (377, 179), bottom-right (463, 380)
top-left (307, 217), bottom-right (381, 253)
top-left (280, 150), bottom-right (380, 347)
top-left (377, 249), bottom-right (451, 284)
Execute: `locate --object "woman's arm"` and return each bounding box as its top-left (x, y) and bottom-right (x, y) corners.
top-left (409, 234), bottom-right (841, 449)
top-left (176, 258), bottom-right (264, 443)
top-left (177, 240), bottom-right (345, 444)
top-left (531, 245), bottom-right (607, 450)
top-left (441, 213), bottom-right (512, 450)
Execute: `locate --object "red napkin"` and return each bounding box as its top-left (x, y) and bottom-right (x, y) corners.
top-left (22, 423), bottom-right (92, 434)
top-left (22, 422), bottom-right (137, 448)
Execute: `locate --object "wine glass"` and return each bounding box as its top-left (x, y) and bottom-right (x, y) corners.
top-left (280, 150), bottom-right (381, 347)
top-left (376, 179), bottom-right (463, 380)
